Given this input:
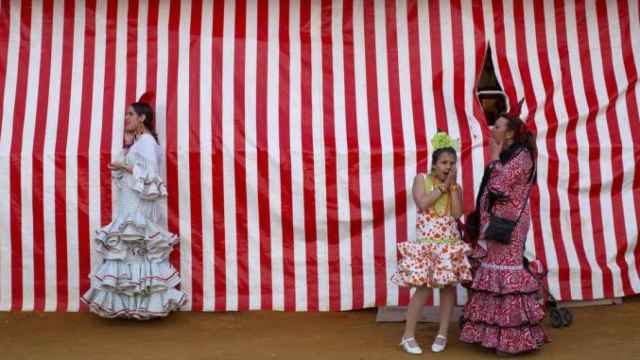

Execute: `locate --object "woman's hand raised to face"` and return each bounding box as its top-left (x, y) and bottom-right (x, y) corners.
top-left (490, 137), bottom-right (504, 161)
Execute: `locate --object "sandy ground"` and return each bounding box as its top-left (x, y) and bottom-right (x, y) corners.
top-left (1, 296), bottom-right (639, 360)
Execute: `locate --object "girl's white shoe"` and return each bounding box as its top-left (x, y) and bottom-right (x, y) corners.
top-left (431, 335), bottom-right (447, 352)
top-left (399, 337), bottom-right (423, 355)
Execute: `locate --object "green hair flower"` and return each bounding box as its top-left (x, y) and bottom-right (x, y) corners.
top-left (431, 132), bottom-right (459, 152)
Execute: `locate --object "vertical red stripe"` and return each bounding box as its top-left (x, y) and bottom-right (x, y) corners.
top-left (341, 0), bottom-right (363, 309)
top-left (211, 0), bottom-right (226, 311)
top-left (491, 0), bottom-right (518, 107)
top-left (8, 1), bottom-right (31, 310)
top-left (255, 0), bottom-right (272, 310)
top-left (511, 0), bottom-right (548, 278)
top-left (145, 0), bottom-right (158, 94)
top-left (166, 0), bottom-right (181, 274)
top-left (233, 0), bottom-right (249, 310)
top-left (384, 0), bottom-right (408, 306)
top-left (320, 0), bottom-right (340, 310)
top-left (125, 0), bottom-right (138, 103)
top-left (32, 0), bottom-right (54, 311)
top-left (299, 0), bottom-right (318, 310)
top-left (99, 1), bottom-right (117, 263)
top-left (362, 1), bottom-right (387, 305)
top-left (595, 1), bottom-right (634, 295)
top-left (54, 0), bottom-right (76, 311)
top-left (278, 0), bottom-right (296, 311)
top-left (449, 1), bottom-right (476, 216)
top-left (406, 1), bottom-right (427, 173)
top-left (427, 1), bottom-right (448, 132)
top-left (189, 0), bottom-right (204, 311)
top-left (617, 0), bottom-right (640, 282)
top-left (77, 0), bottom-right (96, 302)
top-left (555, 0), bottom-right (594, 299)
top-left (575, 1), bottom-right (613, 298)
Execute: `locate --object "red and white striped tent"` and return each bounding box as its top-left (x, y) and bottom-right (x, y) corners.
top-left (1, 0), bottom-right (639, 311)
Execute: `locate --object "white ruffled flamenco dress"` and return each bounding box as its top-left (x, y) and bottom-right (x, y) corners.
top-left (81, 133), bottom-right (187, 319)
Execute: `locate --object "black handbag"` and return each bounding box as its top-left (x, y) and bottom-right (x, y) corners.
top-left (484, 168), bottom-right (536, 244)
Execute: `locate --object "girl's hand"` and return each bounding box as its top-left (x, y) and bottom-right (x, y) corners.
top-left (443, 167), bottom-right (456, 188)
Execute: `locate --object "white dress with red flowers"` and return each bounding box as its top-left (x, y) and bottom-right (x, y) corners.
top-left (392, 174), bottom-right (472, 288)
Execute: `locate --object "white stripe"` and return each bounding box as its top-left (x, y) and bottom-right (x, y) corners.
top-left (177, 0), bottom-right (193, 310)
top-left (332, 0), bottom-right (353, 311)
top-left (18, 1), bottom-right (43, 311)
top-left (199, 0), bottom-right (214, 311)
top-left (88, 0), bottom-right (108, 291)
top-left (418, 0), bottom-right (438, 143)
top-left (0, 0), bottom-right (20, 310)
top-left (136, 0), bottom-right (148, 96)
top-left (395, 0), bottom-right (417, 307)
top-left (310, 0), bottom-right (329, 311)
top-left (244, 0), bottom-right (261, 310)
top-left (288, 0), bottom-right (308, 310)
top-left (544, 1), bottom-right (583, 299)
top-left (42, 0), bottom-right (65, 311)
top-left (267, 0), bottom-right (283, 311)
top-left (438, 0), bottom-right (461, 140)
top-left (155, 0), bottom-right (169, 233)
top-left (63, 0), bottom-right (87, 311)
top-left (460, 0), bottom-right (487, 194)
top-left (628, 0), bottom-right (640, 70)
top-left (434, 0), bottom-right (458, 306)
top-left (631, 0), bottom-right (640, 296)
top-left (585, 0), bottom-right (624, 297)
top-left (608, 0), bottom-right (640, 293)
top-left (111, 0), bottom-right (129, 224)
top-left (372, 1), bottom-right (398, 306)
top-left (458, 0), bottom-right (483, 304)
top-left (501, 0), bottom-right (526, 105)
top-left (221, 0), bottom-right (238, 310)
top-left (521, 0), bottom-right (562, 298)
top-left (418, 0), bottom-right (439, 305)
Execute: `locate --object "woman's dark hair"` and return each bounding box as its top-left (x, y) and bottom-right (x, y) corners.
top-left (498, 113), bottom-right (537, 158)
top-left (130, 102), bottom-right (159, 143)
top-left (497, 113), bottom-right (537, 182)
top-left (431, 147), bottom-right (457, 167)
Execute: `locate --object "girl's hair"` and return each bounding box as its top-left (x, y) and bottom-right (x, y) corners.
top-left (130, 102), bottom-right (159, 143)
top-left (431, 147), bottom-right (457, 167)
top-left (497, 113), bottom-right (537, 158)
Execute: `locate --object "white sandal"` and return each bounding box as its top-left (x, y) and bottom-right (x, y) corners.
top-left (399, 337), bottom-right (423, 355)
top-left (431, 335), bottom-right (447, 352)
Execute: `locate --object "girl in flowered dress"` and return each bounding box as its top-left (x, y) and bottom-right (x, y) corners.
top-left (392, 132), bottom-right (473, 354)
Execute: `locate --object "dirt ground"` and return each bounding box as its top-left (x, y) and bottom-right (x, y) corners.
top-left (1, 296), bottom-right (639, 360)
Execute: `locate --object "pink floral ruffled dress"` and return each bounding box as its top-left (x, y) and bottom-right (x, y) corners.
top-left (392, 174), bottom-right (472, 288)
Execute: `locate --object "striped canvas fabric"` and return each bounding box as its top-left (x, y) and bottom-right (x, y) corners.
top-left (0, 0), bottom-right (638, 311)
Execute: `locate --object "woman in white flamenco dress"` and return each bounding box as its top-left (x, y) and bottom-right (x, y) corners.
top-left (81, 98), bottom-right (187, 319)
